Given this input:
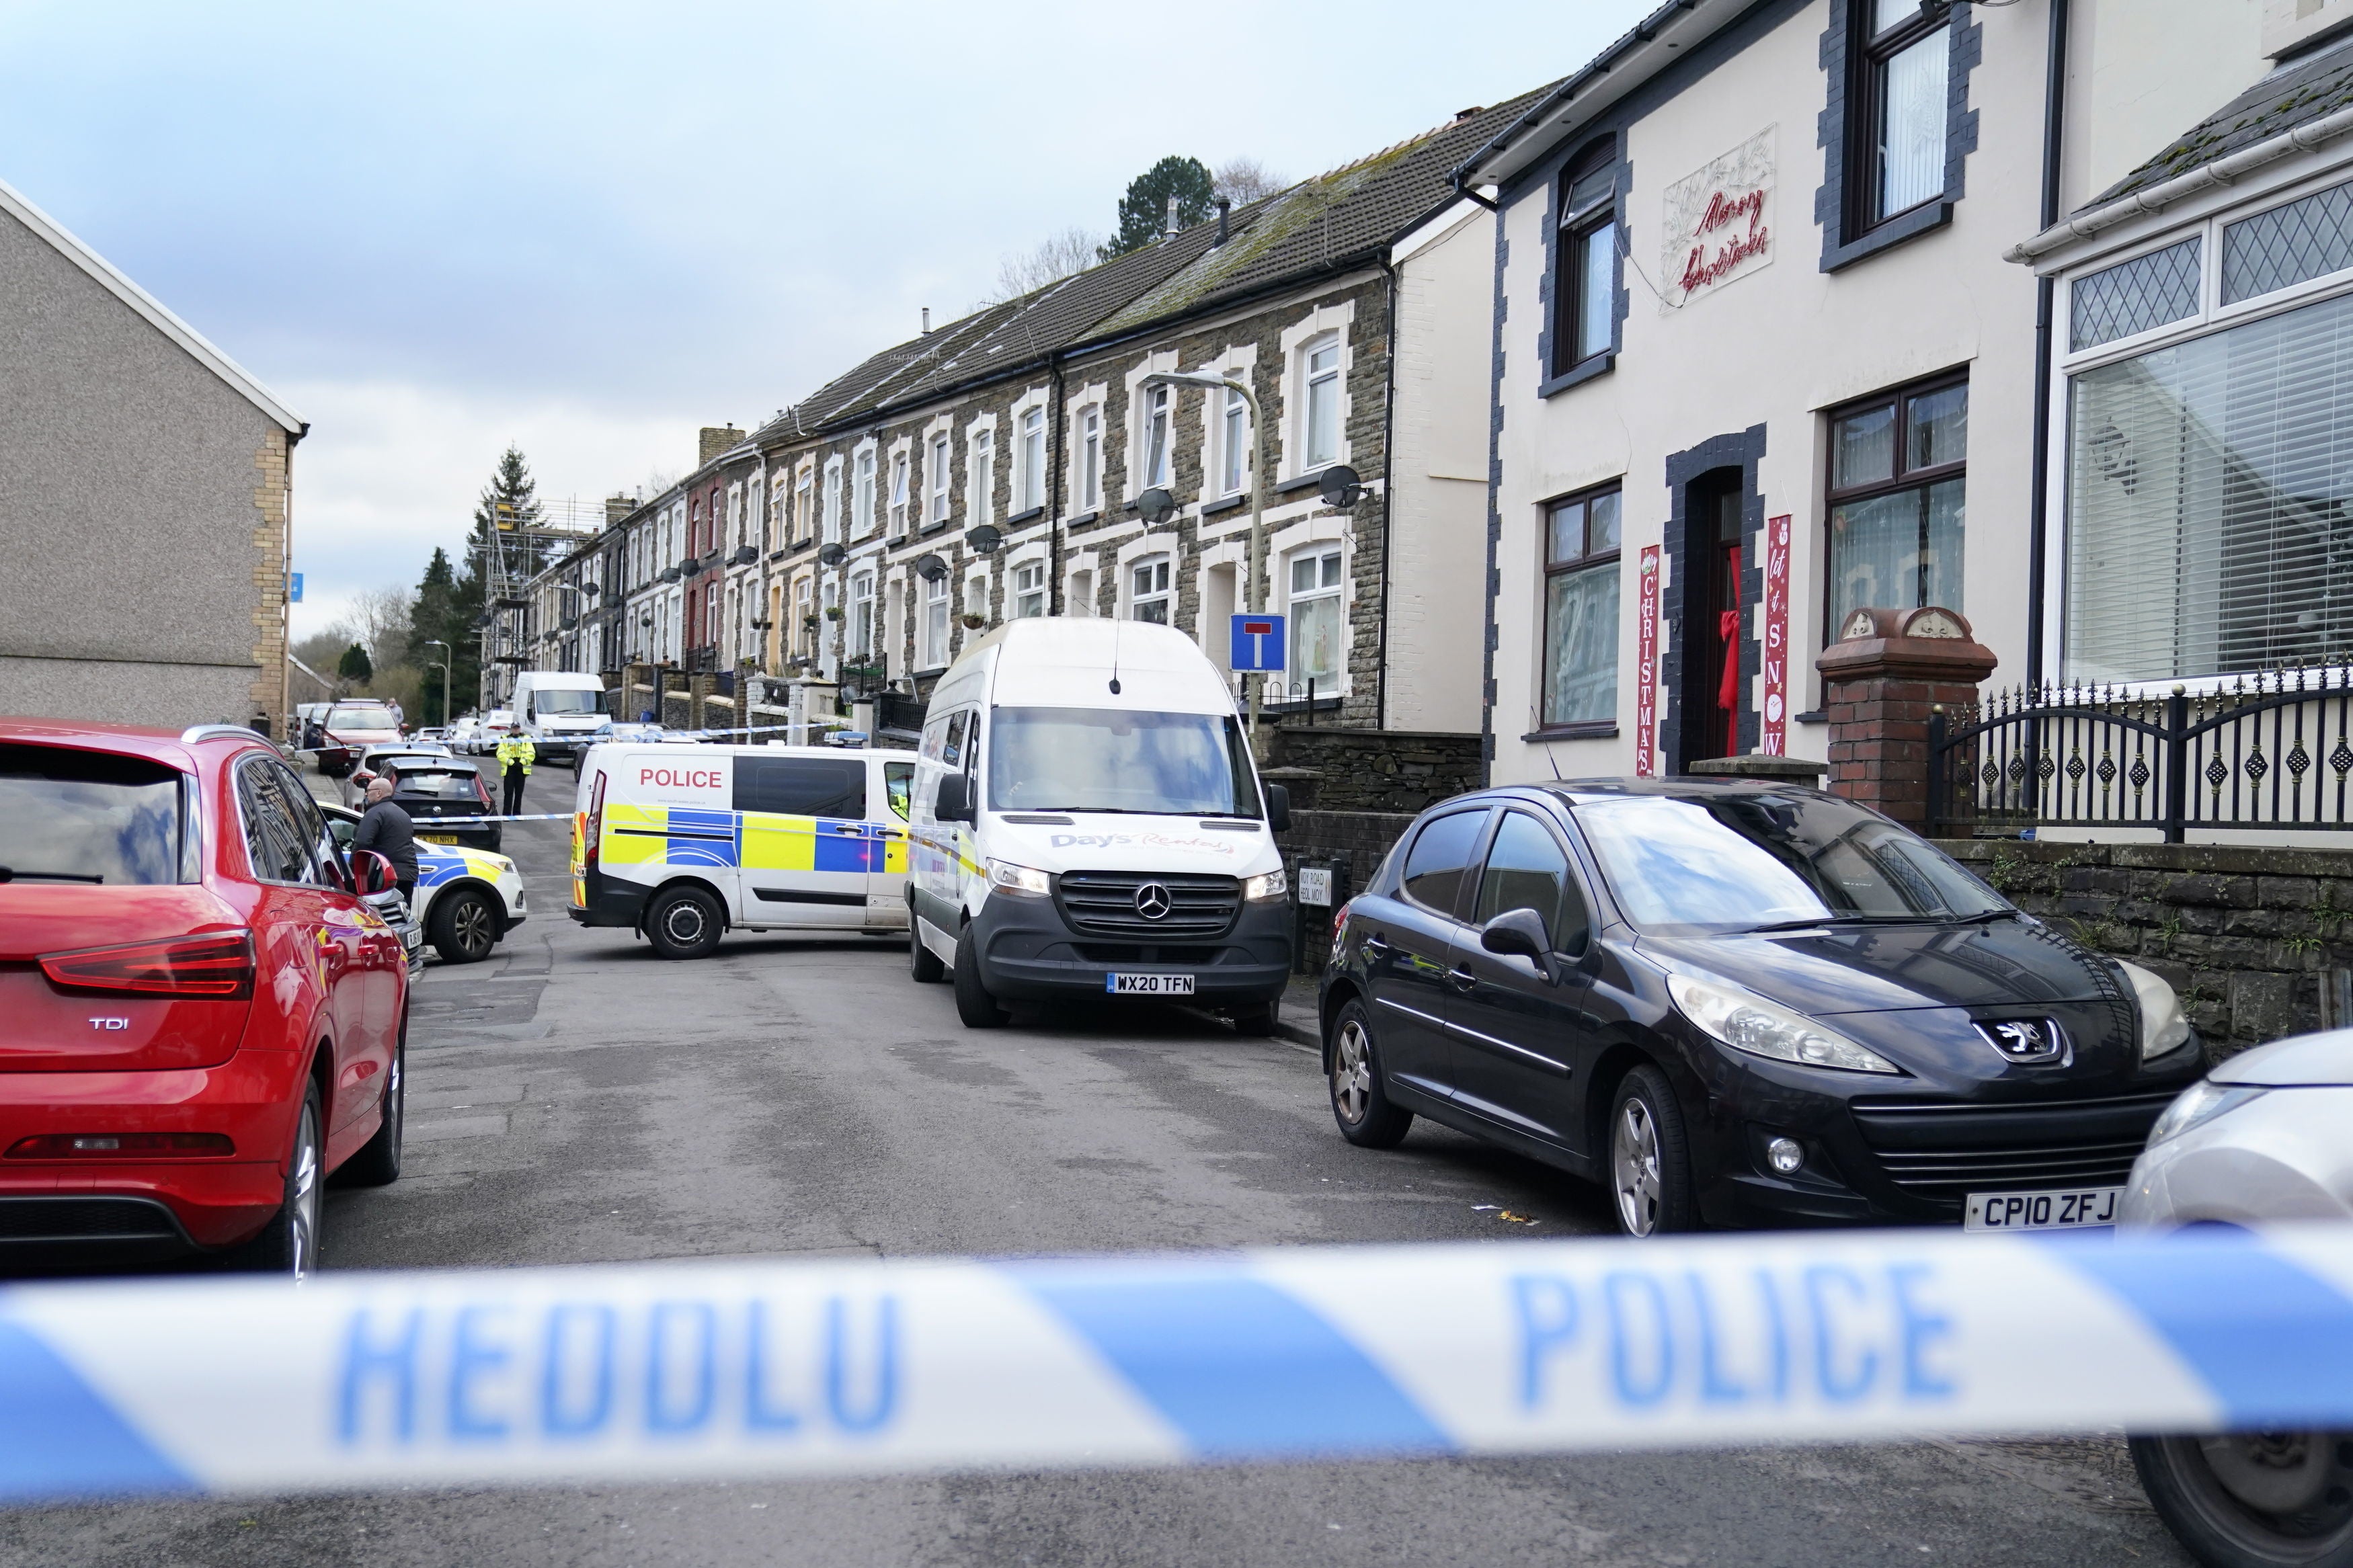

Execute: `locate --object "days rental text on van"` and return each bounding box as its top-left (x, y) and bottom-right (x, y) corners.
top-left (510, 670), bottom-right (612, 766)
top-left (906, 618), bottom-right (1293, 1032)
top-left (569, 743), bottom-right (914, 957)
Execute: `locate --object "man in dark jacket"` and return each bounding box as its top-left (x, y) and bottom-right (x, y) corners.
top-left (352, 775), bottom-right (419, 905)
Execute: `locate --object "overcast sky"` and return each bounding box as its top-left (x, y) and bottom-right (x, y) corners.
top-left (0, 1), bottom-right (1654, 640)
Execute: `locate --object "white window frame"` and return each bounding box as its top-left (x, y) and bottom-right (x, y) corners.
top-left (1277, 305), bottom-right (1355, 481)
top-left (927, 432), bottom-right (952, 526)
top-left (1142, 385), bottom-right (1172, 488)
top-left (921, 572), bottom-right (951, 669)
top-left (1126, 552), bottom-right (1173, 624)
top-left (1017, 405), bottom-right (1046, 513)
top-left (793, 575), bottom-right (813, 659)
top-left (965, 417), bottom-right (997, 527)
top-left (852, 443), bottom-right (878, 539)
top-left (887, 443), bottom-right (911, 538)
top-left (1301, 333), bottom-right (1341, 470)
top-left (1281, 542), bottom-right (1346, 694)
top-left (1010, 556), bottom-right (1047, 618)
top-left (793, 468), bottom-right (814, 544)
top-left (848, 569), bottom-right (876, 661)
top-left (821, 456), bottom-right (844, 545)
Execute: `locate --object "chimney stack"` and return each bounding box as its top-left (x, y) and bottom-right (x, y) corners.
top-left (921, 307), bottom-right (931, 334)
top-left (698, 425), bottom-right (744, 467)
top-left (1164, 194), bottom-right (1179, 240)
top-left (605, 493), bottom-right (634, 527)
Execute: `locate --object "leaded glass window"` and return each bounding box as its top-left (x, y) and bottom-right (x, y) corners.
top-left (2223, 178), bottom-right (2353, 305)
top-left (2071, 239), bottom-right (2201, 352)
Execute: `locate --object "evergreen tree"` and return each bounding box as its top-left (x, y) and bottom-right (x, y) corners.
top-left (407, 548), bottom-right (465, 727)
top-left (337, 642), bottom-right (374, 685)
top-left (1101, 157), bottom-right (1215, 259)
top-left (450, 446), bottom-right (542, 716)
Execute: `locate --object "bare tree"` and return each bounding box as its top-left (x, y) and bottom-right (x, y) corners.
top-left (984, 226), bottom-right (1103, 304)
top-left (350, 585), bottom-right (418, 673)
top-left (1212, 159), bottom-right (1285, 206)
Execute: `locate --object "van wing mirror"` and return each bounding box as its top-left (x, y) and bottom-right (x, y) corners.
top-left (1480, 907), bottom-right (1559, 983)
top-left (350, 850), bottom-right (398, 897)
top-left (1264, 782), bottom-right (1291, 833)
top-left (935, 773), bottom-right (976, 824)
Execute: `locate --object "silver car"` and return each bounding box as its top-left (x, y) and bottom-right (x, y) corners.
top-left (2119, 1030), bottom-right (2353, 1568)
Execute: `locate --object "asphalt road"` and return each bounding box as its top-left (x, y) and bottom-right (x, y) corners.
top-left (0, 766), bottom-right (2192, 1567)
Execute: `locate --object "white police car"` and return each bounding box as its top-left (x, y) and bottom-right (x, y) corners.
top-left (323, 803), bottom-right (526, 964)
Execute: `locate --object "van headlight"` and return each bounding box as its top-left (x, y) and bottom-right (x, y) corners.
top-left (986, 859), bottom-right (1051, 897)
top-left (1667, 973), bottom-right (1900, 1075)
top-left (2116, 960), bottom-right (2194, 1062)
top-left (2147, 1080), bottom-right (2265, 1147)
top-left (1242, 868), bottom-right (1287, 902)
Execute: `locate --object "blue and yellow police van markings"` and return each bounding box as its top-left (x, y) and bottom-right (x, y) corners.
top-left (415, 844), bottom-right (500, 892)
top-left (600, 802), bottom-right (910, 874)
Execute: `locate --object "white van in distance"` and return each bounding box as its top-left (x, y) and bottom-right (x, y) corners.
top-left (569, 743), bottom-right (914, 958)
top-left (908, 618), bottom-right (1293, 1031)
top-left (510, 671), bottom-right (610, 764)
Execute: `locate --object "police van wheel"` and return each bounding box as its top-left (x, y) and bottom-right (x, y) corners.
top-left (429, 889), bottom-right (498, 964)
top-left (909, 920), bottom-right (946, 983)
top-left (647, 885), bottom-right (724, 960)
top-left (952, 932), bottom-right (1008, 1028)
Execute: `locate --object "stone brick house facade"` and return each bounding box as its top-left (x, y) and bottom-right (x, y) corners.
top-left (517, 93), bottom-right (1545, 745)
top-left (1, 175), bottom-right (307, 734)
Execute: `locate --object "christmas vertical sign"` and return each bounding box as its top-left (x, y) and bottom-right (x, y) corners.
top-left (1635, 545), bottom-right (1661, 777)
top-left (1761, 514), bottom-right (1792, 755)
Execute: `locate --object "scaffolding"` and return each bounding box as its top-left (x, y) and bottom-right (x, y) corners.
top-left (472, 497), bottom-right (600, 712)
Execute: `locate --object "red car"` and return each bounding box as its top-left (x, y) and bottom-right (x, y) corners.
top-left (309, 701), bottom-right (402, 779)
top-left (0, 720), bottom-right (409, 1276)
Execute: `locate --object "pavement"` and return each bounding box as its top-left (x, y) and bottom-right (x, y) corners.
top-left (0, 766), bottom-right (2194, 1567)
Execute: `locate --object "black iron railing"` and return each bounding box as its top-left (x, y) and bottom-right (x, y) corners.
top-left (1929, 667), bottom-right (2353, 841)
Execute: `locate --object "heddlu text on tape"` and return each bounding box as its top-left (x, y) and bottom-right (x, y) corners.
top-left (3, 1227), bottom-right (2352, 1503)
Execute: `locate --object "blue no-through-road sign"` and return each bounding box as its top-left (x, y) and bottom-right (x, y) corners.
top-left (1230, 613), bottom-right (1285, 673)
top-left (288, 572), bottom-right (303, 604)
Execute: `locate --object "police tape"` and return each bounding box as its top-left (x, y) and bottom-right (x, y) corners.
top-left (4, 1225), bottom-right (2352, 1504)
top-left (409, 813), bottom-right (575, 825)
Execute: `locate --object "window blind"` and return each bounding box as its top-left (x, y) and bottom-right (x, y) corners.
top-left (2066, 288), bottom-right (2353, 684)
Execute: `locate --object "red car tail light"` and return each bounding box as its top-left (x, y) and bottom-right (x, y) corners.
top-left (40, 932), bottom-right (256, 999)
top-left (476, 774), bottom-right (495, 807)
top-left (5, 1132), bottom-right (235, 1160)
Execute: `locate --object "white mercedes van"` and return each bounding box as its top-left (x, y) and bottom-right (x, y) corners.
top-left (511, 671), bottom-right (610, 765)
top-left (908, 618), bottom-right (1293, 1031)
top-left (569, 743), bottom-right (914, 957)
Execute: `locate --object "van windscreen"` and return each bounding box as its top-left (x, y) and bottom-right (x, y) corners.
top-left (532, 690), bottom-right (603, 714)
top-left (987, 708), bottom-right (1257, 817)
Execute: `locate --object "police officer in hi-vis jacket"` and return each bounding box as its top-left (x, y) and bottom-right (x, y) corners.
top-left (495, 726), bottom-right (535, 817)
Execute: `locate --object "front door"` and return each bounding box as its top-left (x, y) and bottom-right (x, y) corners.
top-left (1681, 472), bottom-right (1746, 766)
top-left (1359, 807), bottom-right (1491, 1102)
top-left (1445, 809), bottom-right (1594, 1151)
top-left (735, 753), bottom-right (871, 928)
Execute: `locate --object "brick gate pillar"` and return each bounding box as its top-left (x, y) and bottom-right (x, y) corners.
top-left (1814, 607), bottom-right (1997, 831)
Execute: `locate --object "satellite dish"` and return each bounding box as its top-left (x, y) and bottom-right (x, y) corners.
top-left (1136, 487), bottom-right (1178, 528)
top-left (817, 542), bottom-right (848, 566)
top-left (965, 524), bottom-right (1004, 554)
top-left (914, 552), bottom-right (949, 583)
top-left (1317, 465), bottom-right (1364, 509)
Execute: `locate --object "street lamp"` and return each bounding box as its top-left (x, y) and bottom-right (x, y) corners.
top-left (423, 639), bottom-right (453, 730)
top-left (1140, 368), bottom-right (1271, 735)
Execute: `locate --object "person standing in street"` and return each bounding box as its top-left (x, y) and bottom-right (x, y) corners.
top-left (352, 775), bottom-right (419, 907)
top-left (496, 725), bottom-right (535, 817)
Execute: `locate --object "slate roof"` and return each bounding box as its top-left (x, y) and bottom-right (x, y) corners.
top-left (2089, 34), bottom-right (2353, 208)
top-left (753, 88), bottom-right (1552, 444)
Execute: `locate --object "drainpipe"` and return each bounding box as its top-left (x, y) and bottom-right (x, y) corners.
top-left (2026, 0), bottom-right (2070, 692)
top-left (1048, 355), bottom-right (1068, 616)
top-left (1375, 254), bottom-right (1400, 731)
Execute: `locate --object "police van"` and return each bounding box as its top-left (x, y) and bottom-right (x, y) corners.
top-left (569, 743), bottom-right (912, 958)
top-left (908, 618), bottom-right (1293, 1031)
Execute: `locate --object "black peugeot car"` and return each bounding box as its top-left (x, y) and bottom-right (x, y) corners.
top-left (379, 757), bottom-right (502, 852)
top-left (1320, 779), bottom-right (2208, 1236)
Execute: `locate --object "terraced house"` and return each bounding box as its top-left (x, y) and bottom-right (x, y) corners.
top-left (535, 94), bottom-right (1540, 754)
